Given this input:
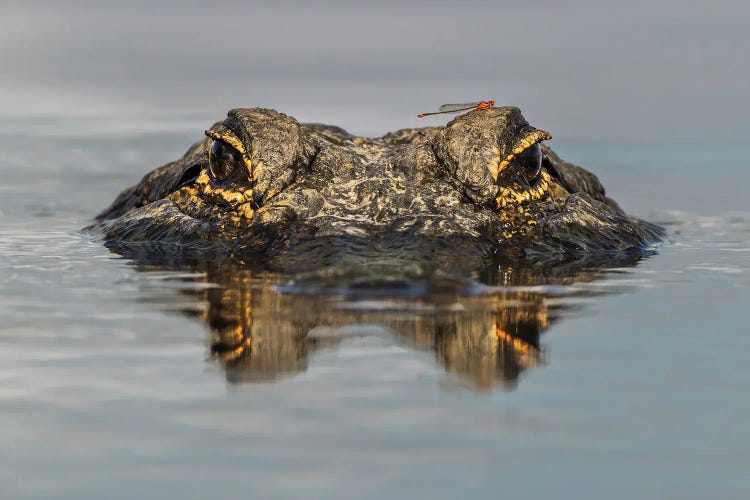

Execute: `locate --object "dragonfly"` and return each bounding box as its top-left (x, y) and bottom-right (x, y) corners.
top-left (417, 100), bottom-right (495, 118)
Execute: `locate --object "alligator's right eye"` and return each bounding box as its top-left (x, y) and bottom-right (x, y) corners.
top-left (209, 140), bottom-right (242, 181)
top-left (513, 143), bottom-right (543, 183)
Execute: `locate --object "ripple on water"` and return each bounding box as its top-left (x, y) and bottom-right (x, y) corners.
top-left (2, 185), bottom-right (750, 498)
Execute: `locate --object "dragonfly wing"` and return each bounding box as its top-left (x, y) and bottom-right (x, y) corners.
top-left (437, 102), bottom-right (480, 112)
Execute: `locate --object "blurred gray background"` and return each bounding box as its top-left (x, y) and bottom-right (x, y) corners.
top-left (1, 0), bottom-right (747, 141)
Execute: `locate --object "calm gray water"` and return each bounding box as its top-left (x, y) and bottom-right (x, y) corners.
top-left (2, 2), bottom-right (750, 498)
top-left (1, 124), bottom-right (749, 499)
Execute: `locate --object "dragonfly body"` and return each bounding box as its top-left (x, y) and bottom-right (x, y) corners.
top-left (418, 100), bottom-right (495, 118)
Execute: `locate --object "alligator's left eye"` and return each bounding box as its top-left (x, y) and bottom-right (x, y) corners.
top-left (209, 140), bottom-right (243, 181)
top-left (513, 143), bottom-right (543, 182)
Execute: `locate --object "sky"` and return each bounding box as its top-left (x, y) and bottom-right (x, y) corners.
top-left (1, 0), bottom-right (748, 141)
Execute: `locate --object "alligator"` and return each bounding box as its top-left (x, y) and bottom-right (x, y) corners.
top-left (92, 106), bottom-right (664, 274)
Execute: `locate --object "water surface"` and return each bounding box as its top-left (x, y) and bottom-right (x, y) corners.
top-left (1, 121), bottom-right (749, 499)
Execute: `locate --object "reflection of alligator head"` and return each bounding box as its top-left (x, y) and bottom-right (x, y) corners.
top-left (158, 254), bottom-right (643, 390)
top-left (90, 107), bottom-right (664, 269)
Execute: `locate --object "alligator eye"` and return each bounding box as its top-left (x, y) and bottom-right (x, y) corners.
top-left (209, 140), bottom-right (242, 181)
top-left (513, 143), bottom-right (543, 182)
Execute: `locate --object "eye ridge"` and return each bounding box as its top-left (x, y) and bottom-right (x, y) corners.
top-left (208, 139), bottom-right (243, 182)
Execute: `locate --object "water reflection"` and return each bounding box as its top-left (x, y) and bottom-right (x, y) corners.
top-left (126, 254), bottom-right (645, 390)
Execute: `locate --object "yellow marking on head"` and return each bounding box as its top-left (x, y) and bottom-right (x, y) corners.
top-left (239, 204), bottom-right (255, 220)
top-left (495, 154), bottom-right (516, 176)
top-left (244, 157), bottom-right (254, 181)
top-left (251, 161), bottom-right (265, 182)
top-left (195, 171), bottom-right (210, 186)
top-left (488, 146), bottom-right (530, 181)
top-left (205, 129), bottom-right (246, 155)
top-left (226, 191), bottom-right (246, 206)
top-left (495, 170), bottom-right (553, 209)
top-left (266, 189), bottom-right (280, 200)
top-left (489, 146), bottom-right (503, 181)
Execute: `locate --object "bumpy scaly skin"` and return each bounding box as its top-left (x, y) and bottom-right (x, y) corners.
top-left (92, 107), bottom-right (664, 268)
